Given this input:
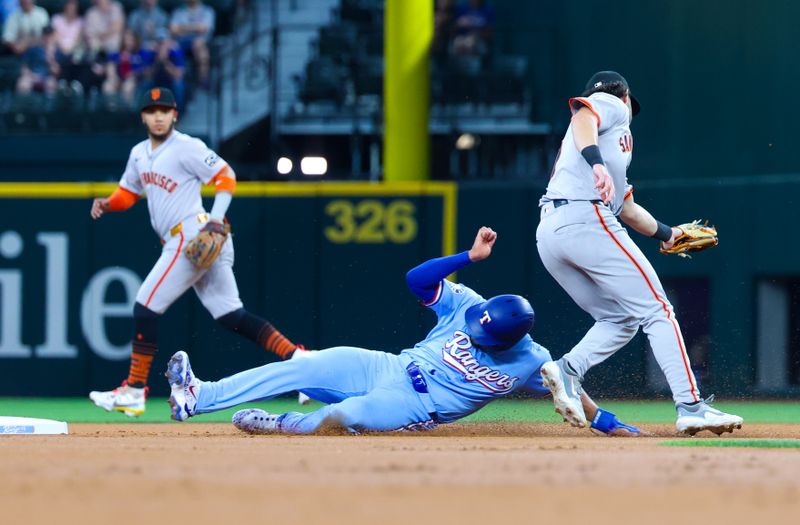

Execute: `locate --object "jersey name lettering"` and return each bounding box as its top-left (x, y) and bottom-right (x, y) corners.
top-left (441, 331), bottom-right (518, 393)
top-left (619, 133), bottom-right (633, 153)
top-left (141, 172), bottom-right (178, 193)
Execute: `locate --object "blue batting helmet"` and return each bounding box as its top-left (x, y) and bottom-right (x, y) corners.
top-left (465, 294), bottom-right (535, 351)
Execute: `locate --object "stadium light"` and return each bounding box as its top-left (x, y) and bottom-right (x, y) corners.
top-left (276, 157), bottom-right (293, 175)
top-left (455, 133), bottom-right (478, 150)
top-left (300, 157), bottom-right (328, 176)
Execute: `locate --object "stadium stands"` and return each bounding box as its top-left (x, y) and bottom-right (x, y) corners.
top-left (0, 0), bottom-right (234, 133)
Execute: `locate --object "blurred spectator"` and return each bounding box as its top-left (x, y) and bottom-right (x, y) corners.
top-left (85, 0), bottom-right (124, 54)
top-left (104, 29), bottom-right (153, 105)
top-left (51, 0), bottom-right (83, 60)
top-left (452, 0), bottom-right (495, 57)
top-left (128, 0), bottom-right (168, 50)
top-left (142, 36), bottom-right (185, 110)
top-left (1, 0), bottom-right (19, 28)
top-left (170, 0), bottom-right (214, 86)
top-left (17, 24), bottom-right (58, 94)
top-left (2, 0), bottom-right (49, 55)
top-left (433, 0), bottom-right (456, 60)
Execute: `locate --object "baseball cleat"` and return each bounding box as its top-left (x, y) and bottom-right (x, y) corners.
top-left (540, 359), bottom-right (587, 428)
top-left (675, 395), bottom-right (743, 436)
top-left (291, 346), bottom-right (313, 405)
top-left (89, 381), bottom-right (148, 417)
top-left (165, 351), bottom-right (201, 422)
top-left (232, 409), bottom-right (281, 434)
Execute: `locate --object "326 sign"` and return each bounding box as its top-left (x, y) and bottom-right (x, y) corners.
top-left (324, 199), bottom-right (418, 244)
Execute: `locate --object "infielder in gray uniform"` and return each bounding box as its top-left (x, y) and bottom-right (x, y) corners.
top-left (536, 71), bottom-right (743, 436)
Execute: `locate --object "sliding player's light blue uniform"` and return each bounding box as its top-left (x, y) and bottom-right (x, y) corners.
top-left (191, 252), bottom-right (552, 433)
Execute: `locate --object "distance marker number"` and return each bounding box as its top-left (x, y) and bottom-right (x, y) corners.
top-left (325, 199), bottom-right (417, 244)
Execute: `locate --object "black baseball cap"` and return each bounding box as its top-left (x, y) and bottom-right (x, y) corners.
top-left (140, 87), bottom-right (177, 112)
top-left (582, 71), bottom-right (640, 116)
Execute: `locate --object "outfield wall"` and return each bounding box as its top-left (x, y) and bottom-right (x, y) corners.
top-left (1, 179), bottom-right (798, 398)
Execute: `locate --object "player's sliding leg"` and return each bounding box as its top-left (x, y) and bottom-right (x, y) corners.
top-left (167, 346), bottom-right (393, 421)
top-left (234, 383), bottom-right (433, 435)
top-left (194, 254), bottom-right (309, 404)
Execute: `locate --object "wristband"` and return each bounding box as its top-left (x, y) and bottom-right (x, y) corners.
top-left (580, 145), bottom-right (604, 167)
top-left (591, 408), bottom-right (641, 435)
top-left (652, 221), bottom-right (673, 242)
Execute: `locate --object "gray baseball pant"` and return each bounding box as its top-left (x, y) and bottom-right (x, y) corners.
top-left (536, 200), bottom-right (700, 404)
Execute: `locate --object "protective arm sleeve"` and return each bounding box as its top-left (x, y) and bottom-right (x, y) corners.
top-left (209, 191), bottom-right (232, 221)
top-left (106, 186), bottom-right (139, 212)
top-left (406, 251), bottom-right (472, 303)
top-left (208, 167), bottom-right (236, 221)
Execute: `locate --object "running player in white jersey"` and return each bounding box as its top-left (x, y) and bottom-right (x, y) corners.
top-left (536, 71), bottom-right (743, 436)
top-left (88, 87), bottom-right (302, 417)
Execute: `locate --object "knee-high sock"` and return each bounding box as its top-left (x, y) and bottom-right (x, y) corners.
top-left (217, 308), bottom-right (297, 359)
top-left (127, 303), bottom-right (159, 388)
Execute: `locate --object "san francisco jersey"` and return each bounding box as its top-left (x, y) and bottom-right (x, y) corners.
top-left (400, 280), bottom-right (552, 423)
top-left (541, 92), bottom-right (634, 215)
top-left (119, 130), bottom-right (228, 239)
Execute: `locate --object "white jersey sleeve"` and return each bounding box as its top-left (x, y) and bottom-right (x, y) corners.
top-left (119, 147), bottom-right (144, 194)
top-left (179, 138), bottom-right (229, 184)
top-left (569, 94), bottom-right (629, 134)
top-left (543, 92), bottom-right (634, 214)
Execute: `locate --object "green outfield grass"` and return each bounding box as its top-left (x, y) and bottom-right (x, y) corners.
top-left (0, 398), bottom-right (798, 424)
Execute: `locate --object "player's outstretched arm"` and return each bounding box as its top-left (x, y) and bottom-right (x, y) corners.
top-left (580, 391), bottom-right (644, 437)
top-left (90, 186), bottom-right (139, 220)
top-left (406, 226), bottom-right (496, 303)
top-left (618, 194), bottom-right (681, 249)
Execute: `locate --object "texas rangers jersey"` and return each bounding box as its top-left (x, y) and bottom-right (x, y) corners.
top-left (119, 130), bottom-right (228, 239)
top-left (541, 92), bottom-right (633, 215)
top-left (400, 280), bottom-right (552, 423)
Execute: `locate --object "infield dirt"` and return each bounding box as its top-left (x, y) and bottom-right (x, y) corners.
top-left (2, 423), bottom-right (799, 525)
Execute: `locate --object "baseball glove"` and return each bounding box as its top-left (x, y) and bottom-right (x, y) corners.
top-left (184, 221), bottom-right (231, 269)
top-left (660, 220), bottom-right (718, 258)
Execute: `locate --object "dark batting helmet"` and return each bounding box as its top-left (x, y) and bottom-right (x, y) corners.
top-left (465, 294), bottom-right (535, 351)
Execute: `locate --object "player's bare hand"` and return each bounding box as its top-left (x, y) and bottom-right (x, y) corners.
top-left (90, 198), bottom-right (110, 220)
top-left (468, 226), bottom-right (497, 262)
top-left (659, 227), bottom-right (683, 251)
top-left (592, 164), bottom-right (615, 205)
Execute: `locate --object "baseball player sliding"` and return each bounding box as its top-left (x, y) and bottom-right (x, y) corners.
top-left (88, 87), bottom-right (302, 417)
top-left (165, 227), bottom-right (641, 437)
top-left (536, 71), bottom-right (743, 436)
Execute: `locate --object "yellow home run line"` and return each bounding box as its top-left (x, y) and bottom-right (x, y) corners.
top-left (0, 181), bottom-right (458, 258)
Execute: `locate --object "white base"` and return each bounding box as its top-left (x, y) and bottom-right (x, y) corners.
top-left (0, 416), bottom-right (69, 435)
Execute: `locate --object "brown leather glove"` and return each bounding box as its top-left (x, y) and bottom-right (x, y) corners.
top-left (184, 220), bottom-right (231, 269)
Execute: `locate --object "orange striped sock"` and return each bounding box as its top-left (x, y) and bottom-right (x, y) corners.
top-left (127, 342), bottom-right (157, 388)
top-left (258, 325), bottom-right (297, 360)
